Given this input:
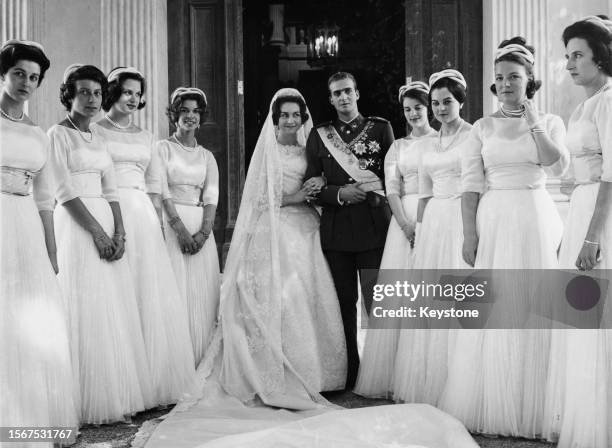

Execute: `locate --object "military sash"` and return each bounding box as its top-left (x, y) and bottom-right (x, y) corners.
top-left (317, 126), bottom-right (385, 196)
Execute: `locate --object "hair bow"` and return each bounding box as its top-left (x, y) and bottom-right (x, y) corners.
top-left (108, 66), bottom-right (144, 83)
top-left (398, 81), bottom-right (430, 102)
top-left (495, 43), bottom-right (535, 65)
top-left (1, 39), bottom-right (45, 53)
top-left (62, 63), bottom-right (84, 83)
top-left (170, 87), bottom-right (207, 105)
top-left (428, 69), bottom-right (467, 89)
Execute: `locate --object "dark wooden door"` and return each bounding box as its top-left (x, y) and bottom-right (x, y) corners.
top-left (167, 0), bottom-right (244, 264)
top-left (405, 0), bottom-right (483, 123)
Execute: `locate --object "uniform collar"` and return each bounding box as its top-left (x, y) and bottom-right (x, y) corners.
top-left (336, 114), bottom-right (364, 134)
top-left (338, 113), bottom-right (364, 126)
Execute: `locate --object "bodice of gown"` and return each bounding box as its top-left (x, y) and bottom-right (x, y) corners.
top-left (157, 140), bottom-right (219, 206)
top-left (279, 144), bottom-right (307, 196)
top-left (385, 132), bottom-right (437, 197)
top-left (565, 87), bottom-right (612, 184)
top-left (0, 119), bottom-right (54, 210)
top-left (417, 129), bottom-right (470, 199)
top-left (462, 114), bottom-right (568, 193)
top-left (92, 124), bottom-right (162, 194)
top-left (47, 124), bottom-right (118, 203)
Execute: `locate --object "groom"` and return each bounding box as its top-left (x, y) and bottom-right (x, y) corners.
top-left (304, 72), bottom-right (394, 389)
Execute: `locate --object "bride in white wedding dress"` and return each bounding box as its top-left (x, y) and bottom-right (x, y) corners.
top-left (142, 89), bottom-right (478, 448)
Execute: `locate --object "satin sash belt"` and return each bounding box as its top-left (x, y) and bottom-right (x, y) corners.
top-left (431, 173), bottom-right (462, 198)
top-left (170, 184), bottom-right (202, 206)
top-left (485, 162), bottom-right (545, 190)
top-left (70, 171), bottom-right (103, 198)
top-left (571, 151), bottom-right (603, 185)
top-left (114, 162), bottom-right (147, 191)
top-left (1, 166), bottom-right (35, 196)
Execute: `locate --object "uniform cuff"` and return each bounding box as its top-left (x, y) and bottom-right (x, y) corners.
top-left (337, 188), bottom-right (345, 205)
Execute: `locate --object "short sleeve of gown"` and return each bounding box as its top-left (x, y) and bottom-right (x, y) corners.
top-left (460, 120), bottom-right (485, 194)
top-left (384, 140), bottom-right (401, 196)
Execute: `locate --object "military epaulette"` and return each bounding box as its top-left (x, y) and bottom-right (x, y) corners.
top-left (315, 121), bottom-right (333, 128)
top-left (367, 116), bottom-right (389, 123)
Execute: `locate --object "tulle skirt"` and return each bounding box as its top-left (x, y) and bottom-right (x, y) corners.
top-left (120, 189), bottom-right (196, 405)
top-left (544, 183), bottom-right (612, 447)
top-left (165, 204), bottom-right (220, 366)
top-left (392, 196), bottom-right (467, 405)
top-left (55, 197), bottom-right (154, 424)
top-left (355, 193), bottom-right (418, 398)
top-left (0, 194), bottom-right (77, 444)
top-left (440, 189), bottom-right (563, 438)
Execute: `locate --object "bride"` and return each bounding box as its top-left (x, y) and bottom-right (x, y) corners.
top-left (143, 89), bottom-right (478, 448)
top-left (209, 87), bottom-right (348, 406)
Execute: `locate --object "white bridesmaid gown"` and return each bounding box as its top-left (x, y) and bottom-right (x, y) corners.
top-left (392, 127), bottom-right (471, 407)
top-left (355, 130), bottom-right (436, 398)
top-left (48, 124), bottom-right (154, 424)
top-left (94, 124), bottom-right (196, 406)
top-left (158, 139), bottom-right (220, 366)
top-left (544, 86), bottom-right (612, 448)
top-left (440, 113), bottom-right (568, 438)
top-left (1, 119), bottom-right (77, 446)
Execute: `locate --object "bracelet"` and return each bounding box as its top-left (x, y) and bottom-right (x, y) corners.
top-left (113, 233), bottom-right (126, 242)
top-left (93, 233), bottom-right (107, 243)
top-left (529, 127), bottom-right (546, 134)
top-left (584, 239), bottom-right (599, 246)
top-left (195, 230), bottom-right (210, 238)
top-left (168, 216), bottom-right (181, 227)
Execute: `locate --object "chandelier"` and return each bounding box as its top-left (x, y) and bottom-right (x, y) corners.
top-left (307, 26), bottom-right (340, 66)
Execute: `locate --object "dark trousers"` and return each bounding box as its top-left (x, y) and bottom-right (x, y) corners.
top-left (324, 247), bottom-right (384, 389)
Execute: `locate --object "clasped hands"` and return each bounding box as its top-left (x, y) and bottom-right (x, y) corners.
top-left (399, 221), bottom-right (416, 248)
top-left (92, 230), bottom-right (125, 261)
top-left (173, 220), bottom-right (210, 255)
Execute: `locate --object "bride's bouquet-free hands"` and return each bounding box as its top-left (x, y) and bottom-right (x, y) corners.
top-left (283, 176), bottom-right (325, 206)
top-left (303, 176), bottom-right (325, 195)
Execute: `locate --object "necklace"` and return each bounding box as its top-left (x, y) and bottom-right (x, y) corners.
top-left (105, 114), bottom-right (132, 130)
top-left (500, 104), bottom-right (525, 118)
top-left (589, 82), bottom-right (610, 98)
top-left (66, 114), bottom-right (93, 143)
top-left (437, 120), bottom-right (466, 152)
top-left (0, 107), bottom-right (24, 122)
top-left (172, 133), bottom-right (197, 151)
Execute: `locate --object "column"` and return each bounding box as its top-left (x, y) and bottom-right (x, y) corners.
top-left (2, 0), bottom-right (28, 113)
top-left (1, 0), bottom-right (27, 42)
top-left (100, 0), bottom-right (168, 138)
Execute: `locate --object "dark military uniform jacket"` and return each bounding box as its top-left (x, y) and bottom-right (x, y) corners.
top-left (305, 114), bottom-right (395, 252)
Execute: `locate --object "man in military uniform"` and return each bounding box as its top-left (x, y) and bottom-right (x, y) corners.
top-left (304, 72), bottom-right (394, 389)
